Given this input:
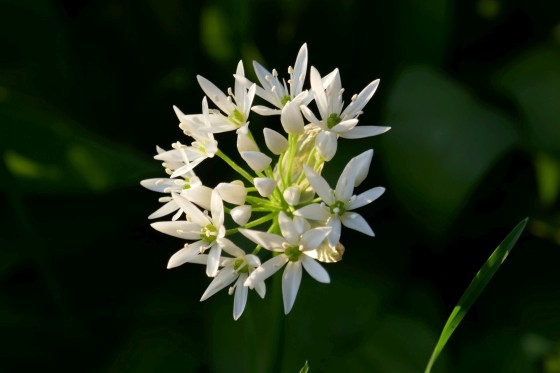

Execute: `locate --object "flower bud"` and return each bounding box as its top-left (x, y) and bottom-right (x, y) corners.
top-left (231, 205), bottom-right (252, 226)
top-left (241, 151), bottom-right (272, 172)
top-left (254, 177), bottom-right (276, 197)
top-left (263, 128), bottom-right (289, 155)
top-left (283, 186), bottom-right (301, 206)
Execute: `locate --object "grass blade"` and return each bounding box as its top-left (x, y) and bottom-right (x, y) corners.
top-left (424, 217), bottom-right (529, 373)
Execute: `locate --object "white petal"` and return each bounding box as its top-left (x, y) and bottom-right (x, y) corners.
top-left (171, 193), bottom-right (210, 227)
top-left (233, 276), bottom-right (248, 320)
top-left (148, 200), bottom-right (179, 220)
top-left (316, 131), bottom-right (338, 161)
top-left (303, 166), bottom-right (334, 205)
top-left (238, 229), bottom-right (285, 251)
top-left (216, 182), bottom-right (247, 205)
top-left (301, 227), bottom-right (331, 251)
top-left (254, 278), bottom-right (266, 298)
top-left (210, 190), bottom-right (224, 228)
top-left (234, 61), bottom-right (246, 105)
top-left (252, 105), bottom-right (281, 116)
top-left (327, 217), bottom-right (342, 247)
top-left (300, 105), bottom-right (321, 124)
top-left (231, 205), bottom-right (252, 226)
top-left (349, 149), bottom-right (373, 187)
top-left (341, 79), bottom-right (379, 119)
top-left (206, 244), bottom-right (222, 277)
top-left (254, 177), bottom-right (276, 197)
top-left (332, 119), bottom-right (359, 133)
top-left (283, 186), bottom-right (301, 206)
top-left (341, 212), bottom-right (374, 236)
top-left (301, 255), bottom-right (330, 283)
top-left (237, 132), bottom-right (259, 153)
top-left (151, 221), bottom-right (202, 240)
top-left (263, 128), bottom-right (288, 155)
top-left (167, 242), bottom-right (204, 269)
top-left (280, 100), bottom-right (304, 134)
top-left (291, 43), bottom-right (308, 96)
top-left (339, 126), bottom-right (391, 139)
top-left (294, 204), bottom-right (330, 221)
top-left (282, 261), bottom-right (302, 314)
top-left (335, 162), bottom-right (357, 203)
top-left (140, 178), bottom-right (175, 193)
top-left (347, 187), bottom-right (385, 210)
top-left (216, 237), bottom-right (243, 257)
top-left (181, 186), bottom-right (212, 211)
top-left (244, 254), bottom-right (288, 288)
top-left (278, 211), bottom-right (299, 246)
top-left (197, 75), bottom-right (235, 114)
top-left (240, 151), bottom-right (272, 172)
top-left (245, 254), bottom-right (261, 268)
top-left (200, 266), bottom-right (238, 301)
top-left (310, 66), bottom-right (328, 118)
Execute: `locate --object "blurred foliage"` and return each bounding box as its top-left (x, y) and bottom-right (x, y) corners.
top-left (1, 0), bottom-right (559, 372)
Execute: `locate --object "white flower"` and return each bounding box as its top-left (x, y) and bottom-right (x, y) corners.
top-left (200, 239), bottom-right (265, 320)
top-left (240, 43), bottom-right (311, 116)
top-left (300, 67), bottom-right (390, 161)
top-left (240, 212), bottom-right (331, 314)
top-left (295, 150), bottom-right (385, 247)
top-left (140, 176), bottom-right (212, 219)
top-left (151, 191), bottom-right (228, 277)
top-left (197, 61), bottom-right (256, 133)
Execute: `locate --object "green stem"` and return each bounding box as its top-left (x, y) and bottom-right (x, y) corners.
top-left (216, 149), bottom-right (254, 184)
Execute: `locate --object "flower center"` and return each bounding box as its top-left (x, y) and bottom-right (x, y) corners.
top-left (233, 258), bottom-right (249, 273)
top-left (285, 245), bottom-right (302, 262)
top-left (330, 200), bottom-right (346, 216)
top-left (229, 108), bottom-right (245, 125)
top-left (200, 224), bottom-right (218, 244)
top-left (281, 95), bottom-right (291, 106)
top-left (327, 113), bottom-right (341, 129)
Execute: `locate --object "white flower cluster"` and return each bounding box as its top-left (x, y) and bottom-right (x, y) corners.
top-left (141, 44), bottom-right (390, 319)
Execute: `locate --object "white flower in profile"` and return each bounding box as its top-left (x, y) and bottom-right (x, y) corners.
top-left (300, 67), bottom-right (391, 161)
top-left (295, 150), bottom-right (385, 247)
top-left (197, 60), bottom-right (256, 134)
top-left (200, 240), bottom-right (265, 320)
top-left (154, 109), bottom-right (218, 179)
top-left (238, 43), bottom-right (311, 116)
top-left (140, 175), bottom-right (212, 219)
top-left (240, 212), bottom-right (331, 314)
top-left (150, 191), bottom-right (228, 277)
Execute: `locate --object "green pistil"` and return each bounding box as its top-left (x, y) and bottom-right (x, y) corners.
top-left (281, 95), bottom-right (291, 106)
top-left (230, 108), bottom-right (245, 124)
top-left (200, 224), bottom-right (218, 244)
top-left (330, 200), bottom-right (346, 216)
top-left (327, 113), bottom-right (341, 129)
top-left (233, 258), bottom-right (249, 273)
top-left (182, 183), bottom-right (191, 190)
top-left (285, 245), bottom-right (302, 262)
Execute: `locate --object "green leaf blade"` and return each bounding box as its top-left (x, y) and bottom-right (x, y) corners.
top-left (425, 217), bottom-right (529, 373)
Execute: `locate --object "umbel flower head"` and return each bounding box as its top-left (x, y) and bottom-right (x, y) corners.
top-left (141, 44), bottom-right (390, 319)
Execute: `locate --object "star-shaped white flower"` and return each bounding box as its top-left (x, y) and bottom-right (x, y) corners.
top-left (151, 191), bottom-right (228, 277)
top-left (197, 61), bottom-right (256, 134)
top-left (240, 212), bottom-right (331, 314)
top-left (200, 240), bottom-right (265, 320)
top-left (237, 43), bottom-right (311, 116)
top-left (300, 67), bottom-right (391, 161)
top-left (295, 150), bottom-right (385, 246)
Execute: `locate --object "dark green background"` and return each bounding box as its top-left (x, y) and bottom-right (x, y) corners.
top-left (1, 0), bottom-right (560, 372)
